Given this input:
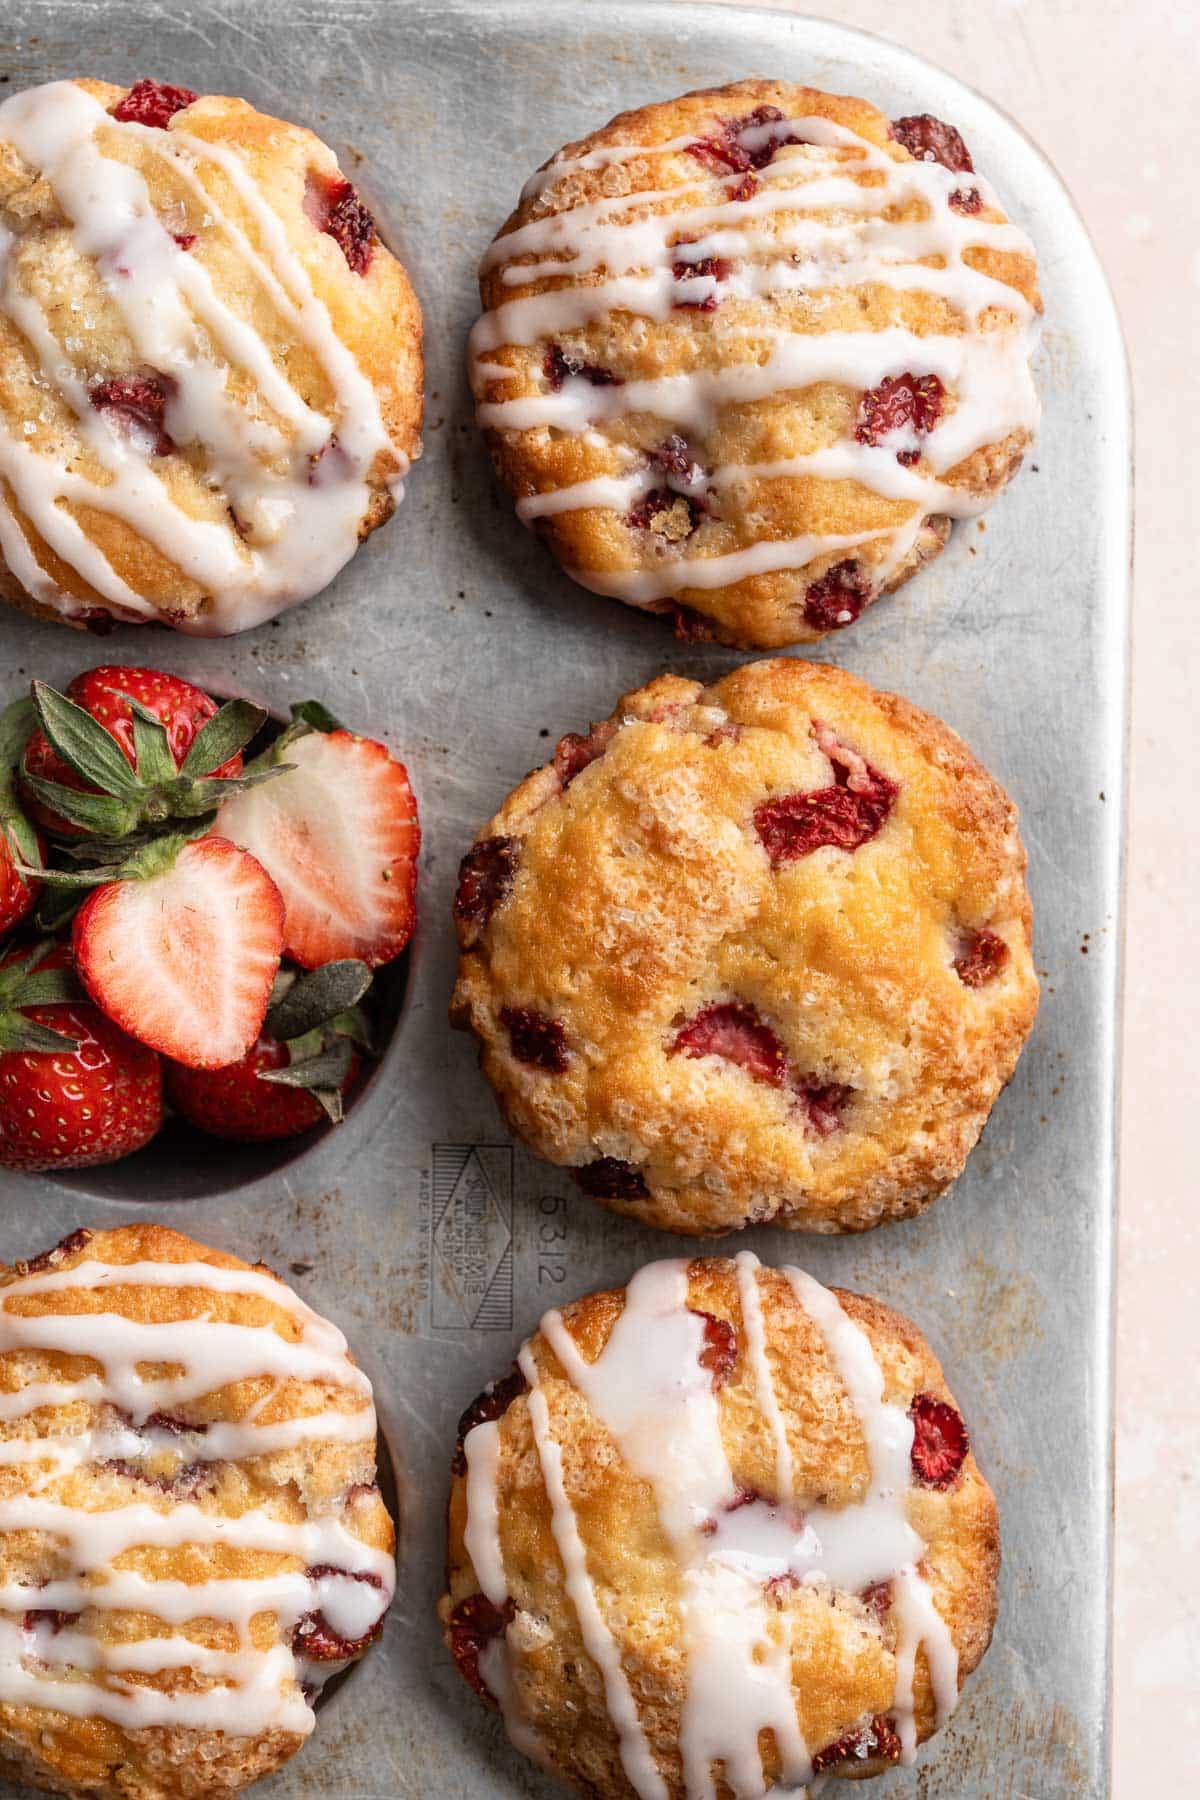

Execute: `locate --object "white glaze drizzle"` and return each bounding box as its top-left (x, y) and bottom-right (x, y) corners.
top-left (472, 109), bottom-right (1039, 611)
top-left (0, 1250), bottom-right (392, 1741)
top-left (0, 80), bottom-right (409, 634)
top-left (460, 1254), bottom-right (964, 1794)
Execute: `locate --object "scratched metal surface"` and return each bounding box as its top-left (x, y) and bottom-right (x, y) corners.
top-left (0, 1), bottom-right (1128, 1795)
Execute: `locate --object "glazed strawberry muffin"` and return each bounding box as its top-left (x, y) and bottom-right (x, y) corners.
top-left (452, 658), bottom-right (1037, 1236)
top-left (0, 1224), bottom-right (394, 1798)
top-left (471, 80), bottom-right (1040, 649)
top-left (0, 78), bottom-right (422, 634)
top-left (441, 1252), bottom-right (998, 1795)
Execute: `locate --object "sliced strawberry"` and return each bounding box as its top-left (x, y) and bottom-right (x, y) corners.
top-left (215, 731), bottom-right (419, 970)
top-left (72, 837), bottom-right (284, 1069)
top-left (908, 1392), bottom-right (969, 1488)
top-left (670, 1000), bottom-right (788, 1086)
top-left (21, 666), bottom-right (243, 839)
top-left (0, 945), bottom-right (162, 1171)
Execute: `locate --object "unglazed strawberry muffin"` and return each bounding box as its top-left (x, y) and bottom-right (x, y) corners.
top-left (471, 80), bottom-right (1040, 649)
top-left (452, 658), bottom-right (1037, 1235)
top-left (0, 78), bottom-right (422, 634)
top-left (441, 1252), bottom-right (998, 1795)
top-left (0, 1223), bottom-right (395, 1798)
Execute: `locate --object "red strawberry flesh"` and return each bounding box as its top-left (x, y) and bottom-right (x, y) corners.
top-left (890, 114), bottom-right (974, 173)
top-left (754, 724), bottom-right (898, 865)
top-left (111, 81), bottom-right (197, 129)
top-left (90, 374), bottom-right (176, 456)
top-left (908, 1392), bottom-right (969, 1488)
top-left (544, 345), bottom-right (621, 390)
top-left (574, 1157), bottom-right (650, 1202)
top-left (670, 1000), bottom-right (788, 1086)
top-left (954, 928), bottom-right (1009, 988)
top-left (293, 1566), bottom-right (386, 1661)
top-left (452, 1368), bottom-right (528, 1476)
top-left (319, 177), bottom-right (377, 275)
top-left (856, 373), bottom-right (945, 463)
top-left (500, 1006), bottom-right (569, 1072)
top-left (693, 1310), bottom-right (738, 1388)
top-left (802, 561), bottom-right (870, 633)
top-left (449, 1593), bottom-right (514, 1701)
top-left (812, 1715), bottom-right (902, 1773)
top-left (554, 719), bottom-right (617, 788)
top-left (455, 836), bottom-right (520, 933)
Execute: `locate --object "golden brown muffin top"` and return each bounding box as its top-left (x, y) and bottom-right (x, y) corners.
top-left (0, 1223), bottom-right (393, 1800)
top-left (0, 77), bottom-right (422, 634)
top-left (472, 79), bottom-right (1040, 649)
top-left (452, 657), bottom-right (1038, 1235)
top-left (442, 1254), bottom-right (999, 1797)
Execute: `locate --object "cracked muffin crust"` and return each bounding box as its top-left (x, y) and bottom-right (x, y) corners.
top-left (471, 79), bottom-right (1040, 649)
top-left (451, 657), bottom-right (1038, 1236)
top-left (440, 1253), bottom-right (999, 1796)
top-left (0, 1223), bottom-right (394, 1798)
top-left (0, 78), bottom-right (422, 634)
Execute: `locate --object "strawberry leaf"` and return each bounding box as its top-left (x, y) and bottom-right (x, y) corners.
top-left (128, 703), bottom-right (177, 787)
top-left (0, 1014), bottom-right (82, 1055)
top-left (0, 944), bottom-right (82, 1054)
top-left (259, 1036), bottom-right (354, 1095)
top-left (291, 699), bottom-right (344, 734)
top-left (16, 772), bottom-right (137, 839)
top-left (30, 682), bottom-right (142, 799)
top-left (266, 958), bottom-right (371, 1039)
top-left (0, 698), bottom-right (40, 872)
top-left (181, 699), bottom-right (268, 778)
top-left (34, 885), bottom-right (86, 934)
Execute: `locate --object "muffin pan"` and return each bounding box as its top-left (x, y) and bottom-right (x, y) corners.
top-left (0, 1), bottom-right (1129, 1795)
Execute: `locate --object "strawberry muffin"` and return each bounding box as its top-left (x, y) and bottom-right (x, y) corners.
top-left (441, 1252), bottom-right (998, 1795)
top-left (0, 78), bottom-right (422, 634)
top-left (471, 80), bottom-right (1040, 649)
top-left (451, 658), bottom-right (1037, 1236)
top-left (0, 1223), bottom-right (395, 1797)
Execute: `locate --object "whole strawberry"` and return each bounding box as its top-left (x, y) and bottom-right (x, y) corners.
top-left (165, 960), bottom-right (371, 1140)
top-left (0, 944), bottom-right (162, 1171)
top-left (20, 668), bottom-right (263, 839)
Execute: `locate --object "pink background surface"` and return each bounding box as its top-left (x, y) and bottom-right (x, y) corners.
top-left (707, 1), bottom-right (1194, 1790)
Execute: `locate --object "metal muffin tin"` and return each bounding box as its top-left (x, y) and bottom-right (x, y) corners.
top-left (0, 3), bottom-right (1129, 1795)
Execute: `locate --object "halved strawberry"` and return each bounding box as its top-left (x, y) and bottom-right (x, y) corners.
top-left (215, 730), bottom-right (419, 970)
top-left (72, 837), bottom-right (284, 1068)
